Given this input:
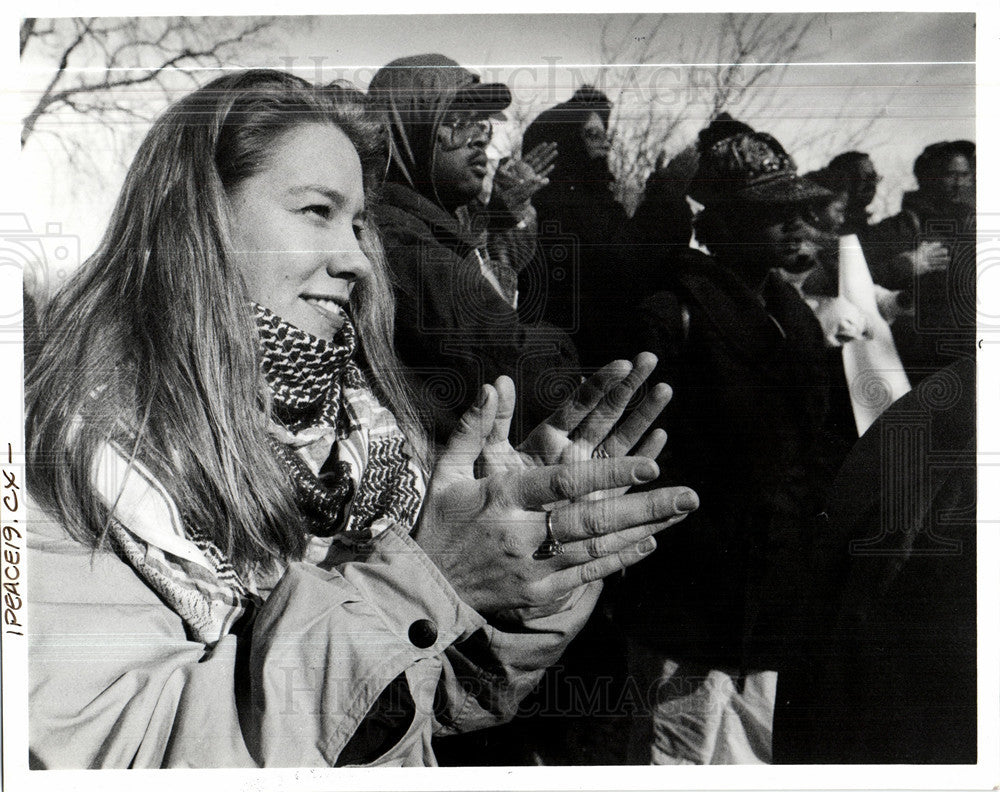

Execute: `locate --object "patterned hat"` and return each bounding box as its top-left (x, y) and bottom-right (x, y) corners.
top-left (690, 122), bottom-right (832, 206)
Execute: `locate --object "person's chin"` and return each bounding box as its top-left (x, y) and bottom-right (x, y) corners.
top-left (461, 173), bottom-right (486, 199)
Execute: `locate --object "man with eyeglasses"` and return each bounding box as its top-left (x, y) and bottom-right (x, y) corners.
top-left (367, 54), bottom-right (579, 445)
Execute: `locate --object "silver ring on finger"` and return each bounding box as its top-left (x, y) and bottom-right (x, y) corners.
top-left (533, 510), bottom-right (565, 560)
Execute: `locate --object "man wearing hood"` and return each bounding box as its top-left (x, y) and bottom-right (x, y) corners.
top-left (367, 54), bottom-right (579, 444)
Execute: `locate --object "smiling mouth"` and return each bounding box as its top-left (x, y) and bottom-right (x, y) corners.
top-left (302, 296), bottom-right (348, 321)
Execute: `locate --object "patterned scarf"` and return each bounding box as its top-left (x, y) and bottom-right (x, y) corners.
top-left (107, 304), bottom-right (427, 645)
top-left (254, 303), bottom-right (425, 541)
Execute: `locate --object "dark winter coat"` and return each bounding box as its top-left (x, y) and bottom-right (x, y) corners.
top-left (518, 97), bottom-right (636, 369)
top-left (616, 250), bottom-right (847, 669)
top-left (863, 190), bottom-right (976, 383)
top-left (772, 357), bottom-right (976, 763)
top-left (374, 182), bottom-right (579, 444)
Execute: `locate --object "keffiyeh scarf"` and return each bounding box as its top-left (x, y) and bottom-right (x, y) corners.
top-left (107, 304), bottom-right (427, 645)
top-left (255, 303), bottom-right (425, 542)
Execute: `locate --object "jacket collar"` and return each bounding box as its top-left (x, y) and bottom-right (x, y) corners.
top-left (671, 252), bottom-right (817, 376)
top-left (379, 182), bottom-right (484, 255)
top-left (900, 189), bottom-right (974, 226)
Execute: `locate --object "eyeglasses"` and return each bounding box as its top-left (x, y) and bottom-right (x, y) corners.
top-left (439, 116), bottom-right (493, 149)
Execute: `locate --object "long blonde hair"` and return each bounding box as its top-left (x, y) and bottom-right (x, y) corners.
top-left (27, 70), bottom-right (426, 571)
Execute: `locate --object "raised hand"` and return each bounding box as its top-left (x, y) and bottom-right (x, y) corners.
top-left (492, 142), bottom-right (558, 214)
top-left (415, 383), bottom-right (697, 616)
top-left (906, 240), bottom-right (950, 276)
top-left (520, 142), bottom-right (558, 179)
top-left (805, 295), bottom-right (875, 347)
top-left (482, 353), bottom-right (671, 501)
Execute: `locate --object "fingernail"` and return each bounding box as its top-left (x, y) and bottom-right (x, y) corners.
top-left (675, 490), bottom-right (699, 512)
top-left (634, 460), bottom-right (658, 481)
top-left (639, 537), bottom-right (656, 554)
top-left (477, 386), bottom-right (489, 408)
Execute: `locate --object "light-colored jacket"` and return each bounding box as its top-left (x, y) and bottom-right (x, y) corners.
top-left (28, 480), bottom-right (598, 768)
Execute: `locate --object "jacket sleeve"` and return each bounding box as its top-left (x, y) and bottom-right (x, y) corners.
top-left (481, 198), bottom-right (539, 279)
top-left (862, 212), bottom-right (920, 290)
top-left (28, 513), bottom-right (590, 768)
top-left (28, 511), bottom-right (259, 769)
top-left (637, 289), bottom-right (688, 383)
top-left (435, 581), bottom-right (602, 734)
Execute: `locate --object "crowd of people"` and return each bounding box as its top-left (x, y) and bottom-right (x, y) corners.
top-left (24, 52), bottom-right (976, 769)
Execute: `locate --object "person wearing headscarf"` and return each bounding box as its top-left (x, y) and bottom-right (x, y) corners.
top-left (367, 54), bottom-right (579, 445)
top-left (615, 116), bottom-right (850, 765)
top-left (518, 86), bottom-right (638, 368)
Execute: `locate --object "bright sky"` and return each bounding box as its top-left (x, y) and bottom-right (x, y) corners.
top-left (13, 12), bottom-right (976, 271)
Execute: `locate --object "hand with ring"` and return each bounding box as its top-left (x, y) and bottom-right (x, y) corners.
top-left (482, 352), bottom-right (672, 500)
top-left (533, 510), bottom-right (564, 560)
top-left (414, 381), bottom-right (699, 617)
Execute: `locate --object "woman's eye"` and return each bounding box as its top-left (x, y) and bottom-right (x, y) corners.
top-left (352, 224), bottom-right (365, 242)
top-left (304, 205), bottom-right (331, 220)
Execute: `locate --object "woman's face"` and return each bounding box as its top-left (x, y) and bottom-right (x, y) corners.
top-left (742, 203), bottom-right (821, 273)
top-left (814, 192), bottom-right (848, 233)
top-left (581, 111), bottom-right (610, 161)
top-left (228, 123), bottom-right (372, 339)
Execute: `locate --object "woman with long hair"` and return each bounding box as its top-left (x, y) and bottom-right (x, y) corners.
top-left (26, 69), bottom-right (695, 768)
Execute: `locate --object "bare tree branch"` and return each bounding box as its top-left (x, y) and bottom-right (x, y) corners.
top-left (20, 19), bottom-right (36, 56)
top-left (21, 16), bottom-right (279, 149)
top-left (595, 14), bottom-right (819, 213)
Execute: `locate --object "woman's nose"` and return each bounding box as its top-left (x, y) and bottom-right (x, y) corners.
top-left (326, 232), bottom-right (372, 281)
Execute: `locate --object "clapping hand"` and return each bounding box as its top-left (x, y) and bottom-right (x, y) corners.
top-left (483, 353), bottom-right (671, 500)
top-left (805, 295), bottom-right (874, 347)
top-left (415, 372), bottom-right (697, 618)
top-left (896, 241), bottom-right (951, 277)
top-left (905, 240), bottom-right (949, 276)
top-left (493, 142), bottom-right (558, 215)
